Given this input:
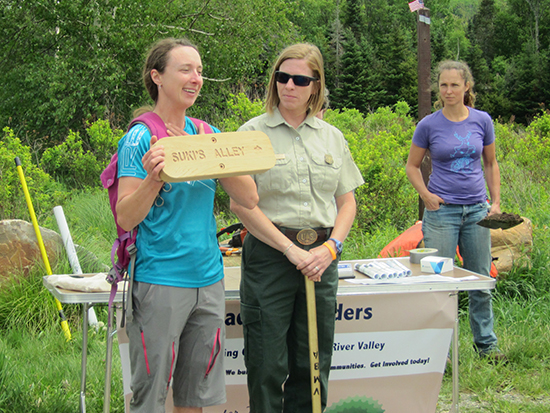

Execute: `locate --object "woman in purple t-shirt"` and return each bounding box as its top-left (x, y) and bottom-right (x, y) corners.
top-left (406, 60), bottom-right (506, 362)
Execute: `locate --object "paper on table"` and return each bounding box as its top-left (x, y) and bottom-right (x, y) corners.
top-left (345, 274), bottom-right (480, 285)
top-left (47, 273), bottom-right (112, 292)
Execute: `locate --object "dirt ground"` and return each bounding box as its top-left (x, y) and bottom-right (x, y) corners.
top-left (223, 255), bottom-right (242, 268)
top-left (436, 392), bottom-right (550, 412)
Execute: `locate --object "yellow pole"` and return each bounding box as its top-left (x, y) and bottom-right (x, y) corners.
top-left (14, 157), bottom-right (72, 341)
top-left (305, 277), bottom-right (322, 413)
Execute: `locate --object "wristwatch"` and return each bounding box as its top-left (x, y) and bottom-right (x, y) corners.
top-left (328, 237), bottom-right (343, 254)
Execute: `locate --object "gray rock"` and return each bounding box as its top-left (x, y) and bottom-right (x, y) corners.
top-left (0, 219), bottom-right (62, 279)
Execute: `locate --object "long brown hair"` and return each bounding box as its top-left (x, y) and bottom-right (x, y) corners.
top-left (134, 38), bottom-right (199, 117)
top-left (433, 60), bottom-right (476, 109)
top-left (265, 43), bottom-right (325, 116)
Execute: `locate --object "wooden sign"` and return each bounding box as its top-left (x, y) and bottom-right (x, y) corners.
top-left (154, 131), bottom-right (276, 182)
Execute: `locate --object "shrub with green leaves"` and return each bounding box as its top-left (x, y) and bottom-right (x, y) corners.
top-left (86, 119), bottom-right (125, 167)
top-left (494, 121), bottom-right (524, 162)
top-left (0, 127), bottom-right (66, 221)
top-left (325, 103), bottom-right (418, 230)
top-left (219, 92), bottom-right (265, 132)
top-left (41, 119), bottom-right (123, 189)
top-left (514, 112), bottom-right (550, 183)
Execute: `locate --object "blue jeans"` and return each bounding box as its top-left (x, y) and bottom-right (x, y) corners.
top-left (422, 203), bottom-right (498, 354)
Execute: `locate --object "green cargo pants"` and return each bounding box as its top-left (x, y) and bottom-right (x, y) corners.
top-left (240, 233), bottom-right (339, 413)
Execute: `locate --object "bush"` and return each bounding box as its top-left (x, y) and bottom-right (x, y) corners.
top-left (494, 112), bottom-right (550, 186)
top-left (494, 120), bottom-right (524, 162)
top-left (219, 92), bottom-right (265, 132)
top-left (0, 127), bottom-right (67, 221)
top-left (41, 120), bottom-right (123, 189)
top-left (514, 112), bottom-right (550, 183)
top-left (325, 103), bottom-right (418, 230)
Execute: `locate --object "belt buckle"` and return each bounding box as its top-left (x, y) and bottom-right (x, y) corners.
top-left (296, 228), bottom-right (318, 245)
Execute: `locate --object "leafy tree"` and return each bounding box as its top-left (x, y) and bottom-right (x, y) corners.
top-left (524, 0), bottom-right (549, 52)
top-left (430, 0), bottom-right (472, 61)
top-left (283, 0), bottom-right (337, 45)
top-left (284, 0), bottom-right (343, 95)
top-left (5, 0), bottom-right (550, 145)
top-left (506, 48), bottom-right (550, 124)
top-left (493, 10), bottom-right (524, 59)
top-left (332, 32), bottom-right (370, 111)
top-left (0, 0), bottom-right (297, 148)
top-left (376, 22), bottom-right (418, 112)
top-left (470, 0), bottom-right (496, 62)
top-left (343, 0), bottom-right (366, 42)
top-left (1, 0), bottom-right (145, 143)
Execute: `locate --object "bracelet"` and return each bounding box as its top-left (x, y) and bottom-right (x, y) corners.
top-left (283, 243), bottom-right (294, 256)
top-left (323, 242), bottom-right (337, 261)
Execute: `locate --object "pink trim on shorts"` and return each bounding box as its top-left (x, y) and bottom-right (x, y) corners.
top-left (205, 328), bottom-right (221, 378)
top-left (141, 329), bottom-right (150, 375)
top-left (167, 342), bottom-right (175, 390)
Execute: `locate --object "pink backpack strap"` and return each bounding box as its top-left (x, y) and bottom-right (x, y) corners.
top-left (188, 117), bottom-right (214, 134)
top-left (131, 112), bottom-right (213, 136)
top-left (130, 112), bottom-right (169, 138)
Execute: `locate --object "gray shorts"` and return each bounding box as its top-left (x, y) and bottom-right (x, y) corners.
top-left (127, 280), bottom-right (226, 412)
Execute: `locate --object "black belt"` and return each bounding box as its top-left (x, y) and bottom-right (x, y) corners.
top-left (276, 225), bottom-right (332, 246)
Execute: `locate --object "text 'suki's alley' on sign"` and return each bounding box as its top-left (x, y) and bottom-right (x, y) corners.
top-left (155, 130), bottom-right (276, 182)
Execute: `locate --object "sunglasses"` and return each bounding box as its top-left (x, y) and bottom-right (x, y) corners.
top-left (275, 71), bottom-right (318, 87)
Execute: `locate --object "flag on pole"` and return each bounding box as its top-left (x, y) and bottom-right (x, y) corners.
top-left (408, 0), bottom-right (424, 12)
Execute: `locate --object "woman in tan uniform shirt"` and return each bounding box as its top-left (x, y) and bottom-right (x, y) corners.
top-left (231, 43), bottom-right (364, 412)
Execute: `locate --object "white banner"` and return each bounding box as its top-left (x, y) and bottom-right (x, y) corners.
top-left (330, 329), bottom-right (452, 380)
top-left (224, 339), bottom-right (247, 385)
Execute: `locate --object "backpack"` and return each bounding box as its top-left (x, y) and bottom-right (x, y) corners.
top-left (216, 222), bottom-right (247, 256)
top-left (100, 112), bottom-right (213, 325)
top-left (216, 222), bottom-right (247, 247)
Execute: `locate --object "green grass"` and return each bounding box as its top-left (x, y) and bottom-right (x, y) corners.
top-left (0, 320), bottom-right (125, 412)
top-left (0, 264), bottom-right (80, 334)
top-left (435, 293), bottom-right (550, 412)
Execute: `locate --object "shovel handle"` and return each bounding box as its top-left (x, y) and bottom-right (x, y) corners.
top-left (305, 277), bottom-right (322, 413)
